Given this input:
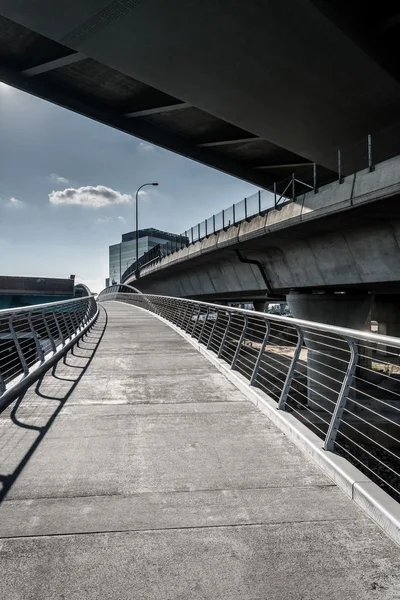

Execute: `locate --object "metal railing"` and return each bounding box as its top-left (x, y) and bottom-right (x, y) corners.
top-left (0, 296), bottom-right (98, 407)
top-left (98, 288), bottom-right (400, 502)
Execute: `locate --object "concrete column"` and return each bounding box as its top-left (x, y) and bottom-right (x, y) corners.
top-left (287, 292), bottom-right (371, 411)
top-left (253, 301), bottom-right (266, 312)
top-left (372, 295), bottom-right (400, 350)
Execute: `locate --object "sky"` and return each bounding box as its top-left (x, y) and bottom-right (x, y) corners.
top-left (0, 83), bottom-right (259, 293)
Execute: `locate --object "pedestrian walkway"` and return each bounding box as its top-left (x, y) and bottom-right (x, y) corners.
top-left (0, 302), bottom-right (399, 599)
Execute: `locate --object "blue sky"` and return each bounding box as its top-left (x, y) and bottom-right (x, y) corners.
top-left (0, 83), bottom-right (258, 292)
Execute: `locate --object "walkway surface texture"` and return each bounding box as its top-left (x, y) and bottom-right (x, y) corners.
top-left (0, 302), bottom-right (399, 599)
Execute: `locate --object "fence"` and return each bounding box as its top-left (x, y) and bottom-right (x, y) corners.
top-left (98, 288), bottom-right (400, 502)
top-left (0, 296), bottom-right (98, 408)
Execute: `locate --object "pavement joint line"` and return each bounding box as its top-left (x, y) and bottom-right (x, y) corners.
top-left (114, 301), bottom-right (400, 547)
top-left (0, 517), bottom-right (361, 541)
top-left (2, 483), bottom-right (337, 502)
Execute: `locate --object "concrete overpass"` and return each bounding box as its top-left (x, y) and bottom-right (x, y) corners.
top-left (124, 153), bottom-right (400, 332)
top-left (2, 1), bottom-right (400, 189)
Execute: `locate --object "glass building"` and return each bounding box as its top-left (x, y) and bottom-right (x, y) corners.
top-left (109, 228), bottom-right (181, 284)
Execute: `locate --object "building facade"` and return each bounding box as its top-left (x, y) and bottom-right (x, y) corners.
top-left (109, 228), bottom-right (181, 284)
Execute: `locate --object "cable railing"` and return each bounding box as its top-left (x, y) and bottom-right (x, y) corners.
top-left (98, 288), bottom-right (400, 502)
top-left (0, 296), bottom-right (98, 408)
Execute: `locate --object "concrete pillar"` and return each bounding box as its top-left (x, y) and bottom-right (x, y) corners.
top-left (253, 301), bottom-right (266, 312)
top-left (287, 292), bottom-right (371, 411)
top-left (372, 296), bottom-right (400, 354)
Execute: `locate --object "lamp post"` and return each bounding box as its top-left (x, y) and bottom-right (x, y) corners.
top-left (135, 182), bottom-right (158, 279)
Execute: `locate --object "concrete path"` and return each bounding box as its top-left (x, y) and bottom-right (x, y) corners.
top-left (0, 302), bottom-right (399, 599)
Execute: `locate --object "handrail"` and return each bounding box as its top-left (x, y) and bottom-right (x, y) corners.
top-left (0, 296), bottom-right (98, 408)
top-left (98, 287), bottom-right (400, 349)
top-left (99, 289), bottom-right (400, 503)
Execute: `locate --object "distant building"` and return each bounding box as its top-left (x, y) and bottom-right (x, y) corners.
top-left (105, 278), bottom-right (110, 289)
top-left (0, 275), bottom-right (75, 309)
top-left (109, 228), bottom-right (182, 284)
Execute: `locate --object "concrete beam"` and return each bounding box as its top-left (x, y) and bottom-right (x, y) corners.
top-left (198, 137), bottom-right (259, 147)
top-left (124, 102), bottom-right (191, 118)
top-left (254, 162), bottom-right (312, 170)
top-left (22, 53), bottom-right (85, 77)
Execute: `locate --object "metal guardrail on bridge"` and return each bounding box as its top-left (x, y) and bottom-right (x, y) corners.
top-left (98, 288), bottom-right (400, 502)
top-left (0, 296), bottom-right (98, 409)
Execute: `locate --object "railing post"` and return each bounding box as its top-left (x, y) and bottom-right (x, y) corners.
top-left (198, 223), bottom-right (201, 240)
top-left (250, 321), bottom-right (270, 385)
top-left (231, 317), bottom-right (248, 369)
top-left (233, 204), bottom-right (236, 226)
top-left (28, 312), bottom-right (45, 363)
top-left (217, 313), bottom-right (232, 358)
top-left (205, 219), bottom-right (208, 237)
top-left (338, 149), bottom-right (343, 183)
top-left (274, 182), bottom-right (277, 208)
top-left (368, 134), bottom-right (374, 172)
top-left (258, 190), bottom-right (262, 214)
top-left (198, 308), bottom-right (210, 343)
top-left (278, 327), bottom-right (304, 410)
top-left (324, 338), bottom-right (358, 451)
top-left (185, 305), bottom-right (196, 333)
top-left (207, 310), bottom-right (220, 350)
top-left (191, 227), bottom-right (194, 244)
top-left (213, 214), bottom-right (216, 234)
top-left (61, 310), bottom-right (73, 340)
top-left (222, 209), bottom-right (225, 229)
top-left (9, 315), bottom-right (29, 376)
top-left (53, 311), bottom-right (65, 346)
top-left (292, 173), bottom-right (295, 201)
top-left (313, 162), bottom-right (318, 193)
top-left (244, 197), bottom-right (248, 221)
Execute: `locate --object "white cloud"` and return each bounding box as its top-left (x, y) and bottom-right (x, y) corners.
top-left (117, 215), bottom-right (126, 222)
top-left (138, 141), bottom-right (155, 152)
top-left (50, 173), bottom-right (70, 185)
top-left (49, 185), bottom-right (133, 208)
top-left (6, 197), bottom-right (24, 209)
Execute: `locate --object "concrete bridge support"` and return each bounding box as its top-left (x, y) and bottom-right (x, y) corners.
top-left (287, 292), bottom-right (372, 411)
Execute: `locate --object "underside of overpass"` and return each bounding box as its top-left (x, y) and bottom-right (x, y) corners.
top-left (1, 1), bottom-right (400, 189)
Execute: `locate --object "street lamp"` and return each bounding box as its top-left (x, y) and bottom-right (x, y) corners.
top-left (135, 182), bottom-right (158, 279)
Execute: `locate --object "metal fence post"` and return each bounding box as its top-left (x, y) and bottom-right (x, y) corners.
top-left (198, 308), bottom-right (210, 343)
top-left (222, 209), bottom-right (225, 229)
top-left (244, 197), bottom-right (248, 221)
top-left (231, 317), bottom-right (248, 369)
top-left (217, 313), bottom-right (232, 358)
top-left (213, 214), bottom-right (216, 234)
top-left (274, 182), bottom-right (277, 208)
top-left (278, 327), bottom-right (304, 410)
top-left (338, 149), bottom-right (343, 183)
top-left (207, 311), bottom-right (220, 349)
top-left (258, 190), bottom-right (262, 214)
top-left (313, 163), bottom-right (318, 193)
top-left (368, 134), bottom-right (374, 172)
top-left (233, 204), bottom-right (236, 226)
top-left (53, 312), bottom-right (65, 346)
top-left (185, 305), bottom-right (196, 333)
top-left (205, 219), bottom-right (208, 237)
top-left (198, 223), bottom-right (201, 240)
top-left (324, 338), bottom-right (358, 451)
top-left (9, 315), bottom-right (29, 376)
top-left (28, 312), bottom-right (45, 363)
top-left (250, 321), bottom-right (270, 385)
top-left (191, 227), bottom-right (194, 243)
